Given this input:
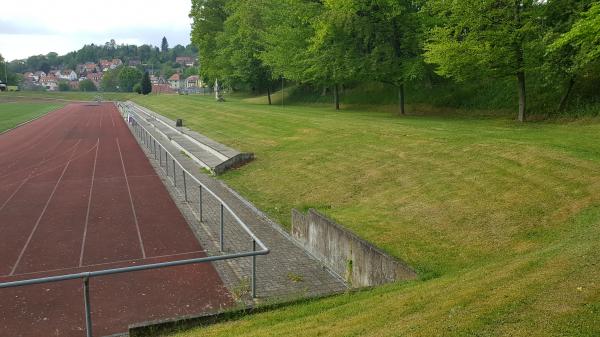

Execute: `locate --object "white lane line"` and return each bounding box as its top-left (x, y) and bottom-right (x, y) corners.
top-left (0, 142), bottom-right (103, 191)
top-left (0, 110), bottom-right (96, 214)
top-left (0, 176), bottom-right (32, 213)
top-left (99, 113), bottom-right (103, 128)
top-left (9, 140), bottom-right (82, 276)
top-left (79, 138), bottom-right (100, 267)
top-left (110, 110), bottom-right (115, 127)
top-left (116, 137), bottom-right (147, 259)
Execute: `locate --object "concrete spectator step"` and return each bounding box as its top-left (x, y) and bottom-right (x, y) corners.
top-left (120, 101), bottom-right (254, 174)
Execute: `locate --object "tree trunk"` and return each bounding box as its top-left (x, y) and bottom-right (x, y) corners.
top-left (517, 71), bottom-right (526, 122)
top-left (267, 86), bottom-right (272, 105)
top-left (514, 1), bottom-right (526, 122)
top-left (558, 76), bottom-right (575, 112)
top-left (398, 84), bottom-right (405, 115)
top-left (334, 84), bottom-right (340, 110)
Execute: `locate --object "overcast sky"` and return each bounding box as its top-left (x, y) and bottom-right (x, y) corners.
top-left (0, 0), bottom-right (193, 61)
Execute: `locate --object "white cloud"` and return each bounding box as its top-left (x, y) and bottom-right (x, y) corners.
top-left (0, 0), bottom-right (193, 60)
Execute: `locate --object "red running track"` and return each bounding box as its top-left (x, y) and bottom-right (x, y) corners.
top-left (0, 103), bottom-right (232, 337)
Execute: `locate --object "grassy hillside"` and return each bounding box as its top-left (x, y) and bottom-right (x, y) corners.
top-left (129, 94), bottom-right (599, 336)
top-left (0, 101), bottom-right (63, 132)
top-left (283, 79), bottom-right (600, 118)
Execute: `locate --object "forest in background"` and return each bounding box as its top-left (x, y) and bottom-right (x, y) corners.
top-left (190, 0), bottom-right (600, 120)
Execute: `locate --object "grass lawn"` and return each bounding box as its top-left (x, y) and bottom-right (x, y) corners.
top-left (0, 101), bottom-right (64, 132)
top-left (0, 91), bottom-right (136, 102)
top-left (139, 94), bottom-right (598, 335)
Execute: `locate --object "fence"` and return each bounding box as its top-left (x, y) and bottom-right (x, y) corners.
top-left (0, 105), bottom-right (269, 337)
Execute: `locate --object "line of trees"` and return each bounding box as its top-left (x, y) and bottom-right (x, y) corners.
top-left (0, 53), bottom-right (20, 86)
top-left (190, 0), bottom-right (600, 121)
top-left (6, 38), bottom-right (199, 77)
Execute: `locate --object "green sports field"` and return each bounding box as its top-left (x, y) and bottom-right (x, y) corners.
top-left (129, 94), bottom-right (599, 337)
top-left (0, 101), bottom-right (63, 133)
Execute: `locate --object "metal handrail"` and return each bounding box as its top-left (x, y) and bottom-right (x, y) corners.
top-left (0, 249), bottom-right (268, 337)
top-left (122, 103), bottom-right (268, 251)
top-left (0, 103), bottom-right (270, 337)
top-left (0, 249), bottom-right (266, 289)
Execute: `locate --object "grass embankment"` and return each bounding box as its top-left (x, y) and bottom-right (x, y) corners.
top-left (133, 94), bottom-right (599, 336)
top-left (0, 101), bottom-right (64, 132)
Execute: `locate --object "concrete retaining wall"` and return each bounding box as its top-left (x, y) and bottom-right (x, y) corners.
top-left (214, 152), bottom-right (255, 175)
top-left (292, 209), bottom-right (416, 287)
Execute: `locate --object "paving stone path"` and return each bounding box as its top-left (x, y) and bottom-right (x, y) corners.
top-left (118, 105), bottom-right (347, 305)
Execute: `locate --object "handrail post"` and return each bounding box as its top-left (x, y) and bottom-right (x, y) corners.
top-left (199, 186), bottom-right (203, 222)
top-left (220, 204), bottom-right (224, 252)
top-left (252, 239), bottom-right (256, 298)
top-left (159, 146), bottom-right (162, 166)
top-left (83, 275), bottom-right (93, 337)
top-left (173, 159), bottom-right (176, 185)
top-left (166, 153), bottom-right (169, 176)
top-left (183, 171), bottom-right (187, 201)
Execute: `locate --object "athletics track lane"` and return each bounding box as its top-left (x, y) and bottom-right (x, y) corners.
top-left (0, 103), bottom-right (232, 337)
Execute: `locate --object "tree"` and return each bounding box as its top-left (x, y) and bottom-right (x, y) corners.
top-left (259, 0), bottom-right (320, 84)
top-left (133, 83), bottom-right (142, 94)
top-left (547, 1), bottom-right (600, 111)
top-left (219, 0), bottom-right (275, 103)
top-left (118, 67), bottom-right (143, 92)
top-left (46, 52), bottom-right (59, 68)
top-left (424, 0), bottom-right (544, 122)
top-left (0, 53), bottom-right (6, 83)
top-left (141, 71), bottom-right (152, 95)
top-left (311, 0), bottom-right (423, 114)
top-left (161, 36), bottom-right (169, 54)
top-left (79, 79), bottom-right (97, 92)
top-left (58, 80), bottom-right (70, 91)
top-left (183, 66), bottom-right (199, 78)
top-left (100, 67), bottom-right (122, 91)
top-left (190, 0), bottom-right (230, 83)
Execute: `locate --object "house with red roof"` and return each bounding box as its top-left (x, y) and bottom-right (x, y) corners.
top-left (168, 73), bottom-right (182, 89)
top-left (185, 75), bottom-right (202, 88)
top-left (86, 72), bottom-right (103, 88)
top-left (175, 56), bottom-right (196, 67)
top-left (39, 74), bottom-right (58, 91)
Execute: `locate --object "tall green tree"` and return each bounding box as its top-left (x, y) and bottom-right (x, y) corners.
top-left (190, 0), bottom-right (230, 84)
top-left (316, 0), bottom-right (423, 114)
top-left (259, 0), bottom-right (319, 84)
top-left (141, 71), bottom-right (152, 95)
top-left (100, 67), bottom-right (122, 91)
top-left (424, 0), bottom-right (544, 121)
top-left (161, 36), bottom-right (169, 54)
top-left (220, 0), bottom-right (275, 103)
top-left (0, 53), bottom-right (6, 84)
top-left (118, 67), bottom-right (143, 92)
top-left (547, 1), bottom-right (599, 111)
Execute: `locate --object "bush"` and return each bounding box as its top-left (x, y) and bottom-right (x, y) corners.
top-left (79, 79), bottom-right (97, 92)
top-left (58, 80), bottom-right (70, 92)
top-left (133, 83), bottom-right (142, 94)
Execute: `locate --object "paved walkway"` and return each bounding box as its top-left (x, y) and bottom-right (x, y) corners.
top-left (119, 105), bottom-right (347, 305)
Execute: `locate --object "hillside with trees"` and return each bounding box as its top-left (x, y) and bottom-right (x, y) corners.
top-left (1, 37), bottom-right (199, 93)
top-left (190, 0), bottom-right (600, 120)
